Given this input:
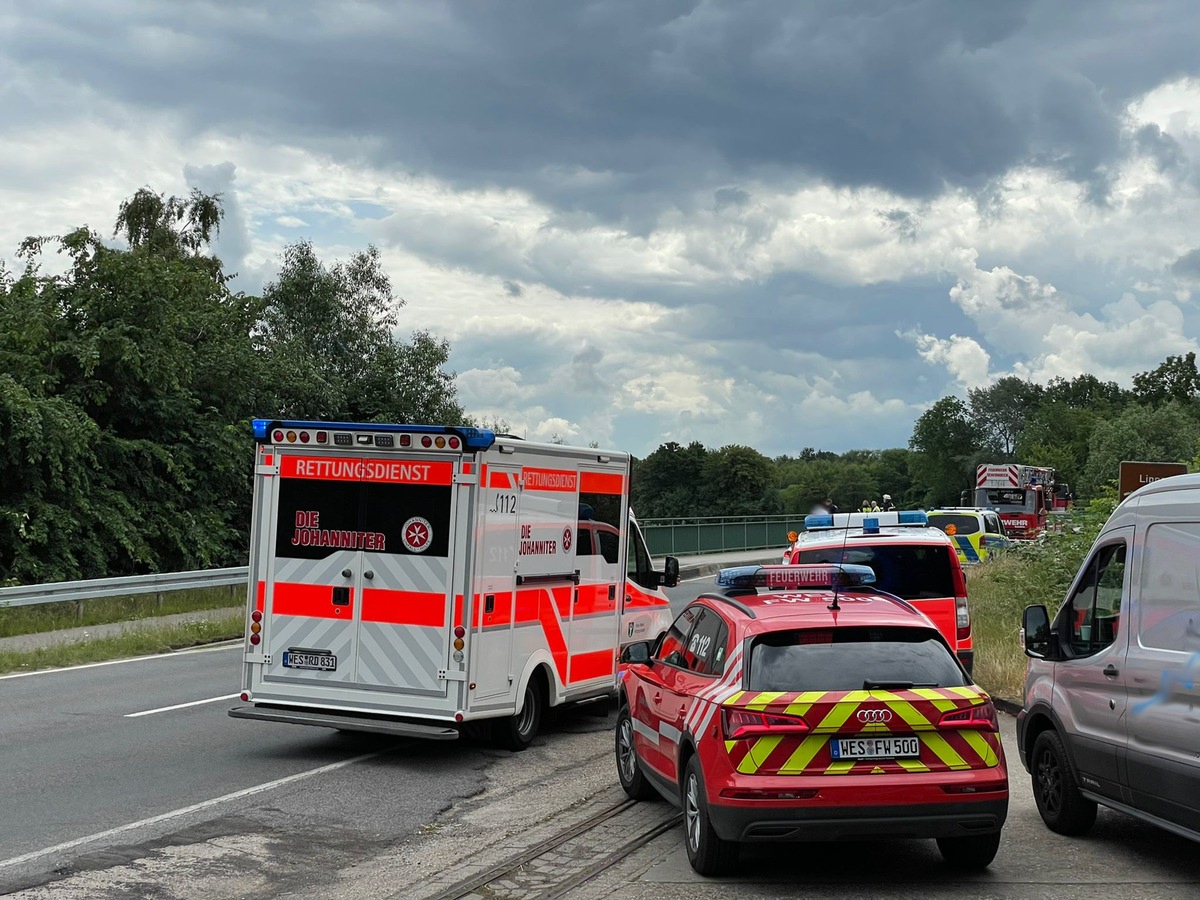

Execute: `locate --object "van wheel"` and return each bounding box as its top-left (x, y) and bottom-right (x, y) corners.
top-left (936, 832), bottom-right (1001, 869)
top-left (1032, 729), bottom-right (1097, 835)
top-left (615, 706), bottom-right (658, 801)
top-left (682, 756), bottom-right (738, 876)
top-left (495, 677), bottom-right (543, 751)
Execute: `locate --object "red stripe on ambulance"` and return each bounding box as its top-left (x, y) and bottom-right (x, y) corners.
top-left (272, 581), bottom-right (353, 618)
top-left (280, 455), bottom-right (454, 485)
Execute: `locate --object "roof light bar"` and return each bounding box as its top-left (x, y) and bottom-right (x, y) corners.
top-left (716, 564), bottom-right (876, 591)
top-left (803, 510), bottom-right (928, 530)
top-left (252, 419), bottom-right (495, 450)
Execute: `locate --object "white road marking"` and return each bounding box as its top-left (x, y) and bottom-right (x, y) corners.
top-left (0, 748), bottom-right (392, 871)
top-left (125, 693), bottom-right (240, 718)
top-left (0, 643), bottom-right (240, 681)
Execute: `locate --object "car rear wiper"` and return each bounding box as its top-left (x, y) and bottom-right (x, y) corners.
top-left (863, 679), bottom-right (939, 689)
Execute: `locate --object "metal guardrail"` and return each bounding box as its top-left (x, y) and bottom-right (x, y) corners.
top-left (640, 514), bottom-right (807, 558)
top-left (0, 567), bottom-right (248, 609)
top-left (0, 515), bottom-right (798, 608)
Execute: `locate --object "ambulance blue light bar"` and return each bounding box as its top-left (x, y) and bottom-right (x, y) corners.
top-left (803, 510), bottom-right (929, 530)
top-left (716, 564), bottom-right (876, 590)
top-left (252, 419), bottom-right (495, 450)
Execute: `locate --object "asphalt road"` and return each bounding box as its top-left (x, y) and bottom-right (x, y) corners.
top-left (4, 571), bottom-right (1200, 897)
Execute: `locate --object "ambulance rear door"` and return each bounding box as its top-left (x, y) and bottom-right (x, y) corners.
top-left (263, 442), bottom-right (459, 699)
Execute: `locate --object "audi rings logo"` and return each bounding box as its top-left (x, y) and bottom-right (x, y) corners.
top-left (856, 708), bottom-right (893, 724)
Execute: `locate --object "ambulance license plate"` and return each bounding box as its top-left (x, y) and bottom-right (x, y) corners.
top-left (282, 650), bottom-right (337, 671)
top-left (831, 736), bottom-right (920, 760)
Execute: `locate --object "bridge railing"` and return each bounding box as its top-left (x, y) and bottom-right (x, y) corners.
top-left (0, 517), bottom-right (804, 609)
top-left (640, 515), bottom-right (806, 558)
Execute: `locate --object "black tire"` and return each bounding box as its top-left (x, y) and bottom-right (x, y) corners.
top-left (495, 676), bottom-right (544, 751)
top-left (936, 832), bottom-right (1002, 870)
top-left (682, 755), bottom-right (738, 876)
top-left (615, 706), bottom-right (658, 801)
top-left (1031, 729), bottom-right (1097, 835)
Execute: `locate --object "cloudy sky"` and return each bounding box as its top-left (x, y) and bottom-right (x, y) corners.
top-left (5, 1), bottom-right (1200, 456)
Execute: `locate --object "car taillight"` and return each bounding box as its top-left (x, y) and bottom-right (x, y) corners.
top-left (938, 701), bottom-right (997, 731)
top-left (979, 534), bottom-right (987, 549)
top-left (722, 707), bottom-right (810, 741)
top-left (950, 557), bottom-right (970, 640)
top-left (956, 596), bottom-right (970, 640)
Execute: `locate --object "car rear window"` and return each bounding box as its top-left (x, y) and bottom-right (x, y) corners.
top-left (747, 626), bottom-right (967, 692)
top-left (794, 544), bottom-right (955, 600)
top-left (929, 514), bottom-right (980, 535)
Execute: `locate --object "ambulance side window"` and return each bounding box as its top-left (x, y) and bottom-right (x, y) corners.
top-left (627, 524), bottom-right (654, 588)
top-left (578, 492), bottom-right (621, 564)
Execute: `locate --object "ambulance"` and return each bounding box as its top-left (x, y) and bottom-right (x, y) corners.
top-left (228, 419), bottom-right (678, 750)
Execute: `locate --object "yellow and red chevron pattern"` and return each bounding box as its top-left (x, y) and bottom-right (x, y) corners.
top-left (723, 687), bottom-right (1001, 776)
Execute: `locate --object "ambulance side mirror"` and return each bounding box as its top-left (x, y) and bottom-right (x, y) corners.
top-left (659, 556), bottom-right (679, 588)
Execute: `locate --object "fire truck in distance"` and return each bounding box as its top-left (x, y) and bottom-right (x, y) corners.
top-left (971, 464), bottom-right (1071, 539)
top-left (229, 420), bottom-right (678, 750)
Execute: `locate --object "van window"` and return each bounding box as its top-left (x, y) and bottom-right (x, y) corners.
top-left (1065, 542), bottom-right (1126, 656)
top-left (1138, 522), bottom-right (1200, 653)
top-left (984, 514), bottom-right (1006, 536)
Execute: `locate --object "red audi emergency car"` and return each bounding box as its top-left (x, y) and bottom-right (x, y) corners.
top-left (615, 564), bottom-right (1008, 876)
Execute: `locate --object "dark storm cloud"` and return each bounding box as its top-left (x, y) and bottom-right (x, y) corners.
top-left (9, 0), bottom-right (1199, 215)
top-left (1172, 248), bottom-right (1200, 279)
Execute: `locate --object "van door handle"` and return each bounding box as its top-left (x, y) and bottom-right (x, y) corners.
top-left (653, 692), bottom-right (662, 704)
top-left (1103, 664), bottom-right (1119, 677)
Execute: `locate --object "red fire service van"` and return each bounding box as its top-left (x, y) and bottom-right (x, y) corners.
top-left (229, 420), bottom-right (678, 749)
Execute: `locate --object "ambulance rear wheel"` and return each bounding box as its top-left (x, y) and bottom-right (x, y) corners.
top-left (496, 676), bottom-right (543, 751)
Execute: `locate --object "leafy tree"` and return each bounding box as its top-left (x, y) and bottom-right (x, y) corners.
top-left (1043, 373), bottom-right (1129, 410)
top-left (631, 441), bottom-right (710, 518)
top-left (1132, 352), bottom-right (1200, 408)
top-left (968, 376), bottom-right (1043, 457)
top-left (702, 445), bottom-right (779, 516)
top-left (908, 397), bottom-right (982, 506)
top-left (257, 241), bottom-right (464, 424)
top-left (0, 193), bottom-right (261, 580)
top-left (1079, 402), bottom-right (1200, 498)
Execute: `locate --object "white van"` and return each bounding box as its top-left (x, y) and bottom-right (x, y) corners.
top-left (1018, 472), bottom-right (1200, 840)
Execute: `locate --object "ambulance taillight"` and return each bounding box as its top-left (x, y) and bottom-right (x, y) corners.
top-left (449, 436), bottom-right (461, 449)
top-left (452, 625), bottom-right (465, 661)
top-left (249, 609), bottom-right (263, 645)
top-left (273, 430), bottom-right (284, 443)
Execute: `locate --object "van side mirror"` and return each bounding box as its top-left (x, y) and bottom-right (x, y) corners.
top-left (659, 556), bottom-right (679, 588)
top-left (1023, 605), bottom-right (1053, 659)
top-left (620, 641), bottom-right (653, 665)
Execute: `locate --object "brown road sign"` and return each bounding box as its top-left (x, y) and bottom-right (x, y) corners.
top-left (1119, 460), bottom-right (1188, 500)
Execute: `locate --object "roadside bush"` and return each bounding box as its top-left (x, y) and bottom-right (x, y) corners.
top-left (970, 488), bottom-right (1119, 701)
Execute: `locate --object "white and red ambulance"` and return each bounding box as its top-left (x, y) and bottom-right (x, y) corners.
top-left (229, 419), bottom-right (678, 749)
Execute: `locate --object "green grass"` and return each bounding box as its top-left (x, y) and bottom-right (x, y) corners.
top-left (0, 613), bottom-right (246, 675)
top-left (0, 584), bottom-right (245, 638)
top-left (968, 493), bottom-right (1118, 702)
